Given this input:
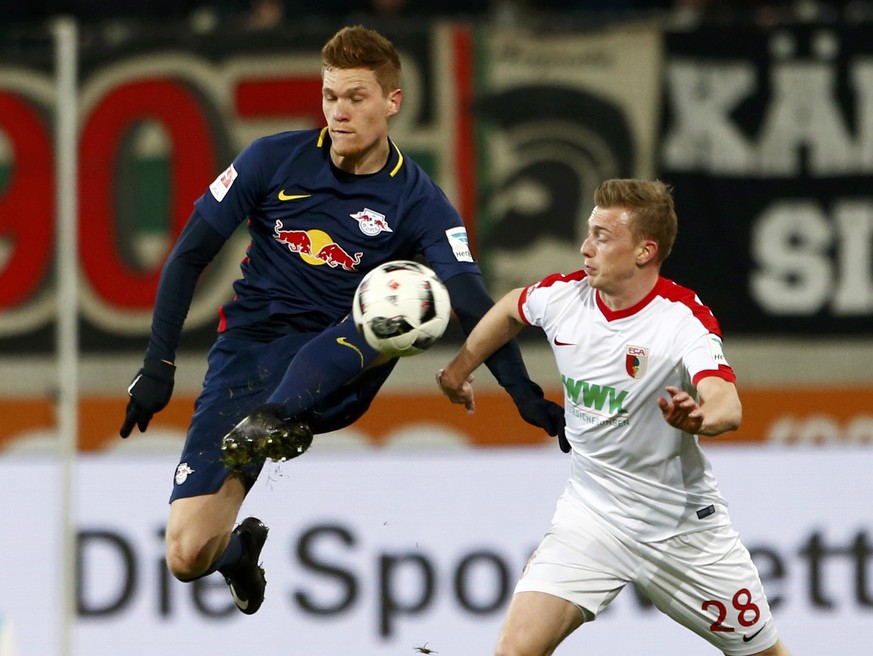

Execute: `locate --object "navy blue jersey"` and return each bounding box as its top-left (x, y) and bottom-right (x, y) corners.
top-left (194, 127), bottom-right (480, 332)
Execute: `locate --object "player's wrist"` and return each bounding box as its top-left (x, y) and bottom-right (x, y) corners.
top-left (436, 366), bottom-right (466, 393)
top-left (142, 358), bottom-right (176, 380)
top-left (503, 379), bottom-right (544, 405)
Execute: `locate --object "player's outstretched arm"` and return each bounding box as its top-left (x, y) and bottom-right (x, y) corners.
top-left (437, 288), bottom-right (525, 412)
top-left (657, 377), bottom-right (742, 437)
top-left (440, 275), bottom-right (567, 450)
top-left (120, 211), bottom-right (226, 438)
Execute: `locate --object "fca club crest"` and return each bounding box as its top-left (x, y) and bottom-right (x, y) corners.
top-left (625, 345), bottom-right (648, 379)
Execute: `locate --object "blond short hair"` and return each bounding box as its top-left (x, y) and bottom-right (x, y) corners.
top-left (594, 179), bottom-right (678, 264)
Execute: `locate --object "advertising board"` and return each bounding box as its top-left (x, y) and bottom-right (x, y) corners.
top-left (1, 447), bottom-right (870, 655)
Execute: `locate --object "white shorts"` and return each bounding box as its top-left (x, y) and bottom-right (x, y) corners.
top-left (515, 493), bottom-right (780, 656)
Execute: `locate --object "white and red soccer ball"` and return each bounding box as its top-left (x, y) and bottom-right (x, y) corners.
top-left (352, 260), bottom-right (451, 358)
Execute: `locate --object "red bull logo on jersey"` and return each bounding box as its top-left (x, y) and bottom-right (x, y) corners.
top-left (273, 221), bottom-right (363, 271)
top-left (351, 208), bottom-right (393, 236)
top-left (625, 345), bottom-right (649, 379)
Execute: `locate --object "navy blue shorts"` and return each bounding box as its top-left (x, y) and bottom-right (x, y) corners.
top-left (169, 329), bottom-right (395, 502)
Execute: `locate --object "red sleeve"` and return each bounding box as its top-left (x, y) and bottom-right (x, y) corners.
top-left (692, 367), bottom-right (736, 387)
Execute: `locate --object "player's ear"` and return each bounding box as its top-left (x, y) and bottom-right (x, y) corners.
top-left (636, 240), bottom-right (658, 266)
top-left (387, 89), bottom-right (402, 116)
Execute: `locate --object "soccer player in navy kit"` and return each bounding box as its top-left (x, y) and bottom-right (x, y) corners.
top-left (119, 25), bottom-right (564, 615)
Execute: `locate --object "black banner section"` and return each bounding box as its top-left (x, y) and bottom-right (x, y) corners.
top-left (659, 24), bottom-right (873, 335)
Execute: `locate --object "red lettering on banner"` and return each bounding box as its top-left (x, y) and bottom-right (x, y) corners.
top-left (0, 92), bottom-right (53, 309)
top-left (234, 77), bottom-right (324, 125)
top-left (451, 25), bottom-right (478, 256)
top-left (79, 79), bottom-right (216, 309)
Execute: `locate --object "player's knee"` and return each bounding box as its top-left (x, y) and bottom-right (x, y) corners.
top-left (493, 640), bottom-right (511, 656)
top-left (165, 535), bottom-right (214, 581)
top-left (494, 635), bottom-right (536, 656)
top-left (493, 644), bottom-right (521, 656)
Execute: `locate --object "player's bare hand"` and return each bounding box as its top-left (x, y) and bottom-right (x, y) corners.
top-left (436, 368), bottom-right (475, 414)
top-left (658, 385), bottom-right (703, 434)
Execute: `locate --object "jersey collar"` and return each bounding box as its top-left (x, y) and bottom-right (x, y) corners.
top-left (595, 277), bottom-right (665, 321)
top-left (317, 127), bottom-right (405, 178)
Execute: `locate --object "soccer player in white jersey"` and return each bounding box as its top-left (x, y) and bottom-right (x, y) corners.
top-left (437, 179), bottom-right (790, 656)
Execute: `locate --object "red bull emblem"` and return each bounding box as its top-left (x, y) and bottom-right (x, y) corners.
top-left (350, 208), bottom-right (393, 236)
top-left (625, 344), bottom-right (649, 379)
top-left (274, 220), bottom-right (313, 254)
top-left (314, 242), bottom-right (362, 271)
top-left (273, 221), bottom-right (363, 271)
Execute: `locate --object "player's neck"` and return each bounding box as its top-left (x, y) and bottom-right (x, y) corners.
top-left (597, 271), bottom-right (659, 312)
top-left (331, 139), bottom-right (391, 175)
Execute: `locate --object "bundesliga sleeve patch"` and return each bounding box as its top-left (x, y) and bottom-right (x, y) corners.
top-left (708, 334), bottom-right (728, 365)
top-left (445, 227), bottom-right (473, 262)
top-left (209, 163), bottom-right (238, 202)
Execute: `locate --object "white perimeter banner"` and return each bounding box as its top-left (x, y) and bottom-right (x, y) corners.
top-left (1, 446), bottom-right (871, 656)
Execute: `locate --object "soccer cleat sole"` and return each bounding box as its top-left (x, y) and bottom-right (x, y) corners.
top-left (220, 421), bottom-right (313, 469)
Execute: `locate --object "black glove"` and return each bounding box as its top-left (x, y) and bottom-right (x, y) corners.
top-left (507, 382), bottom-right (570, 453)
top-left (120, 359), bottom-right (176, 438)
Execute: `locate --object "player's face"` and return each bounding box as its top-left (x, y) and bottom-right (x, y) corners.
top-left (322, 67), bottom-right (401, 171)
top-left (580, 206), bottom-right (643, 294)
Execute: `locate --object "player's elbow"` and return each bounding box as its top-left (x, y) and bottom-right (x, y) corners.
top-left (704, 401), bottom-right (742, 436)
top-left (723, 411), bottom-right (741, 434)
top-left (727, 398), bottom-right (743, 432)
top-left (697, 378), bottom-right (742, 436)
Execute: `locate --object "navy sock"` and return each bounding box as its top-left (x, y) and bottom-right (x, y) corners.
top-left (266, 320), bottom-right (377, 418)
top-left (207, 532), bottom-right (244, 576)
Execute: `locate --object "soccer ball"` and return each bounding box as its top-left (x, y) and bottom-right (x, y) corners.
top-left (352, 260), bottom-right (451, 358)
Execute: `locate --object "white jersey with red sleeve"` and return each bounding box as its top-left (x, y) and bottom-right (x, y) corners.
top-left (519, 271), bottom-right (737, 541)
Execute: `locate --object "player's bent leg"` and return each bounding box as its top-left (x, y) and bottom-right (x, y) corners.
top-left (637, 522), bottom-right (783, 656)
top-left (494, 591), bottom-right (585, 656)
top-left (165, 474), bottom-right (247, 581)
top-left (306, 358), bottom-right (398, 434)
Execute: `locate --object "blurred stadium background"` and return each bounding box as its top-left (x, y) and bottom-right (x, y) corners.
top-left (0, 1), bottom-right (871, 654)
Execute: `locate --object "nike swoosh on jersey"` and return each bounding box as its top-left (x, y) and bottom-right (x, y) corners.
top-left (553, 336), bottom-right (575, 346)
top-left (278, 190), bottom-right (312, 201)
top-left (742, 622), bottom-right (768, 643)
top-left (337, 336), bottom-right (364, 367)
